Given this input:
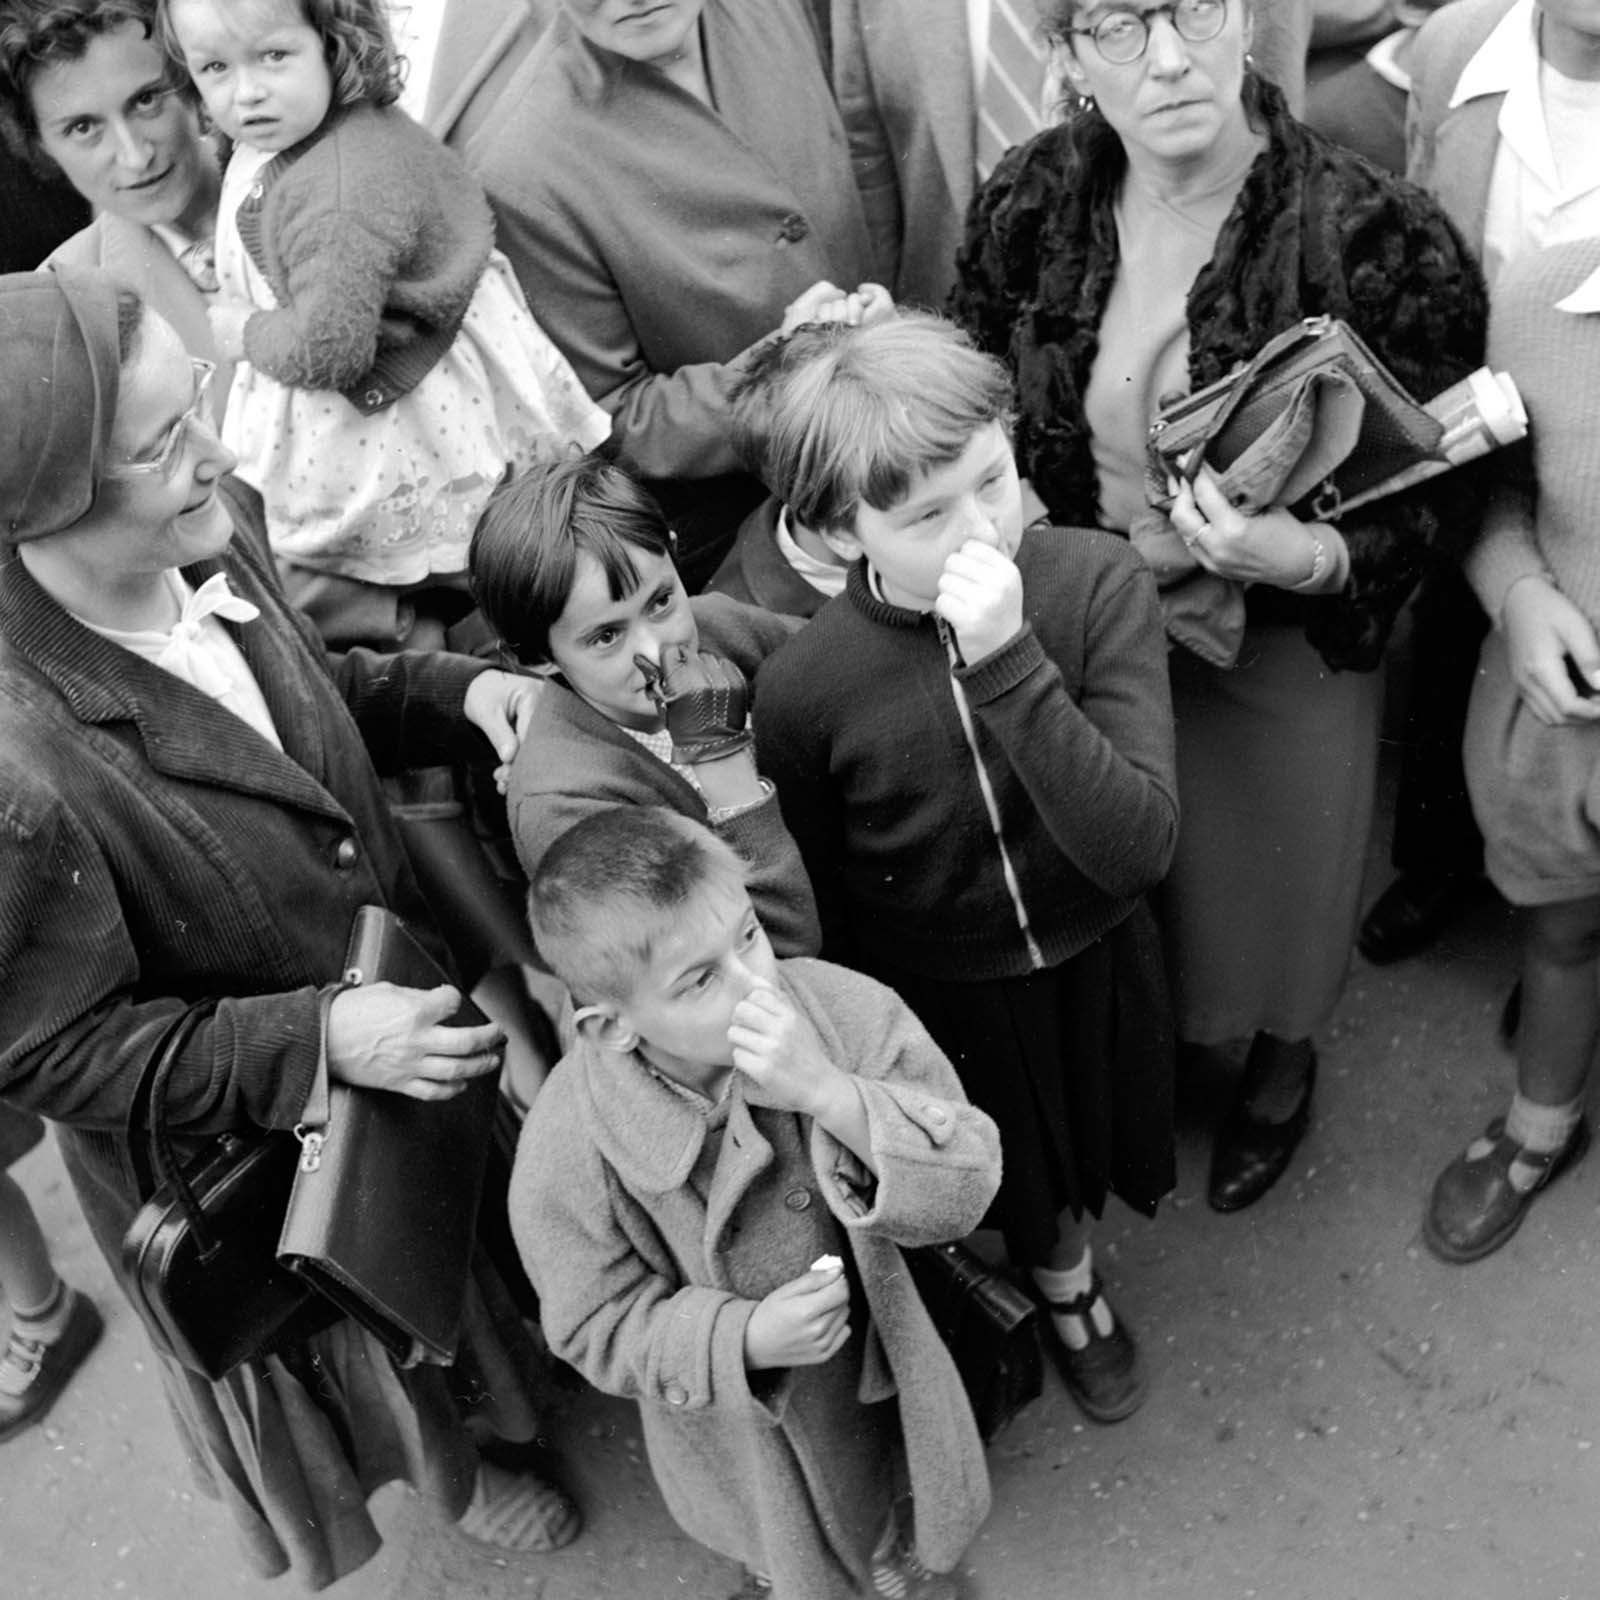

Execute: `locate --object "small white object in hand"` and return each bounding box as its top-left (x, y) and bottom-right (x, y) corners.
top-left (811, 1254), bottom-right (843, 1274)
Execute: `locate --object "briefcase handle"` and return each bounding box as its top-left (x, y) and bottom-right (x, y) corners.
top-left (125, 1002), bottom-right (222, 1255)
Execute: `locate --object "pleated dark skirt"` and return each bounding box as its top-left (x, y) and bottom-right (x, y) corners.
top-left (867, 904), bottom-right (1175, 1264)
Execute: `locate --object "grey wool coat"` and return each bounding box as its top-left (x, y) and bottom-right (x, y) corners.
top-left (511, 957), bottom-right (999, 1597)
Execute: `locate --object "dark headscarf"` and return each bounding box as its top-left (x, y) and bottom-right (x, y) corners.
top-left (0, 265), bottom-right (123, 544)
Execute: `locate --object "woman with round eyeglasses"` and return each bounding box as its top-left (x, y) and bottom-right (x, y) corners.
top-left (0, 0), bottom-right (228, 414)
top-left (952, 0), bottom-right (1487, 1233)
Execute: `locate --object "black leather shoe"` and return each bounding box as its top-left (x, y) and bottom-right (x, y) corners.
top-left (1208, 1044), bottom-right (1316, 1213)
top-left (1423, 1115), bottom-right (1590, 1264)
top-left (1358, 871), bottom-right (1472, 965)
top-left (1032, 1274), bottom-right (1148, 1424)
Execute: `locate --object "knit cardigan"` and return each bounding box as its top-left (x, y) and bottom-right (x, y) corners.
top-left (237, 102), bottom-right (494, 405)
top-left (951, 78), bottom-right (1490, 673)
top-left (1467, 238), bottom-right (1600, 630)
top-left (754, 526), bottom-right (1177, 981)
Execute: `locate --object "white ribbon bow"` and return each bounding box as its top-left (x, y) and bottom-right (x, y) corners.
top-left (155, 573), bottom-right (261, 698)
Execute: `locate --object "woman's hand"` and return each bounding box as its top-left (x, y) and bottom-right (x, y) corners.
top-left (1168, 469), bottom-right (1337, 591)
top-left (463, 669), bottom-right (543, 792)
top-left (205, 296), bottom-right (254, 360)
top-left (779, 280), bottom-right (894, 335)
top-left (326, 982), bottom-right (504, 1101)
top-left (936, 539), bottom-right (1025, 663)
top-left (743, 1261), bottom-right (851, 1370)
top-left (1501, 575), bottom-right (1600, 727)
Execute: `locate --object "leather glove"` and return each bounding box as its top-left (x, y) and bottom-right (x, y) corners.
top-left (635, 645), bottom-right (753, 765)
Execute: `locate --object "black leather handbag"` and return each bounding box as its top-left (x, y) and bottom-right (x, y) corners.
top-left (907, 1240), bottom-right (1043, 1441)
top-left (277, 907), bottom-right (499, 1367)
top-left (121, 1005), bottom-right (333, 1381)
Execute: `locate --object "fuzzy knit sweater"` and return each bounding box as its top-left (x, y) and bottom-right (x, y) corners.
top-left (1467, 238), bottom-right (1600, 629)
top-left (236, 102), bottom-right (494, 408)
top-left (754, 526), bottom-right (1177, 982)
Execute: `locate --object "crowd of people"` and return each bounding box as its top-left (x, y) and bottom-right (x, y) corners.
top-left (0, 0), bottom-right (1596, 1597)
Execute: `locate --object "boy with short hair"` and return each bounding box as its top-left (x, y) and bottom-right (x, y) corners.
top-left (746, 313), bottom-right (1178, 1424)
top-left (511, 807), bottom-right (999, 1600)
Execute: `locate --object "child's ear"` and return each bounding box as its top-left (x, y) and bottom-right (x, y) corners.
top-left (526, 658), bottom-right (562, 681)
top-left (572, 1002), bottom-right (638, 1054)
top-left (818, 523), bottom-right (865, 564)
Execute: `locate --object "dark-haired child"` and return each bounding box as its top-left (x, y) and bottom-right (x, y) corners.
top-left (512, 806), bottom-right (999, 1600)
top-left (749, 312), bottom-right (1179, 1423)
top-left (471, 455), bottom-right (818, 957)
top-left (161, 0), bottom-right (607, 648)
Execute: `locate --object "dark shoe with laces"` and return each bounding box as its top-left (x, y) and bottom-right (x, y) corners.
top-left (0, 1286), bottom-right (103, 1443)
top-left (1033, 1274), bottom-right (1147, 1425)
top-left (1423, 1115), bottom-right (1590, 1264)
top-left (1358, 871), bottom-right (1473, 965)
top-left (1209, 1043), bottom-right (1316, 1213)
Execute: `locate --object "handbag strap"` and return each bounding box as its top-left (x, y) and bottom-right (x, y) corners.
top-left (1178, 315), bottom-right (1335, 466)
top-left (125, 1004), bottom-right (221, 1253)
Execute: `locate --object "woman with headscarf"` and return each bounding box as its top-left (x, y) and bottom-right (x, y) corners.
top-left (0, 265), bottom-right (578, 1588)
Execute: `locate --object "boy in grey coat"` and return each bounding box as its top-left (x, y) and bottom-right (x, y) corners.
top-left (510, 807), bottom-right (999, 1599)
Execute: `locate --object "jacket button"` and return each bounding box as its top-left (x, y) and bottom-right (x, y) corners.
top-left (784, 1187), bottom-right (812, 1212)
top-left (364, 387), bottom-right (385, 407)
top-left (664, 1382), bottom-right (688, 1406)
top-left (334, 837), bottom-right (360, 870)
top-left (777, 212), bottom-right (808, 244)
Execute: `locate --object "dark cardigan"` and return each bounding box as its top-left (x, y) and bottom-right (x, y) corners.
top-left (755, 526), bottom-right (1177, 981)
top-left (951, 79), bottom-right (1490, 673)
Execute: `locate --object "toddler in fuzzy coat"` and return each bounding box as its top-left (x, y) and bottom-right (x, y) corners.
top-left (159, 0), bottom-right (608, 649)
top-left (511, 806), bottom-right (999, 1600)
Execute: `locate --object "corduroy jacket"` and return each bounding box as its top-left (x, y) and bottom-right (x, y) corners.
top-left (0, 482), bottom-right (488, 1258)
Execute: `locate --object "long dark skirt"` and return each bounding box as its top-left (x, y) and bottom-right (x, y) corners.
top-left (866, 904), bottom-right (1175, 1265)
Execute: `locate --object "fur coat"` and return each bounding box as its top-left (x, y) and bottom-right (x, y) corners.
top-left (951, 78), bottom-right (1489, 672)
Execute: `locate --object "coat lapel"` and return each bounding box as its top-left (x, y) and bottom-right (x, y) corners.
top-left (0, 546), bottom-right (349, 822)
top-left (896, 0), bottom-right (977, 209)
top-left (1430, 93), bottom-right (1500, 253)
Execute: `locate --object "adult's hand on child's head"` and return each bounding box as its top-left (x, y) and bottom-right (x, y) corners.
top-left (1501, 574), bottom-right (1600, 727)
top-left (644, 644), bottom-right (754, 764)
top-left (326, 983), bottom-right (505, 1102)
top-left (743, 1260), bottom-right (851, 1370)
top-left (780, 279), bottom-right (850, 335)
top-left (935, 539), bottom-right (1025, 664)
top-left (729, 981), bottom-right (839, 1117)
top-left (205, 296), bottom-right (253, 361)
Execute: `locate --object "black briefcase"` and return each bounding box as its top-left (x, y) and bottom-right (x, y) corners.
top-left (907, 1240), bottom-right (1044, 1441)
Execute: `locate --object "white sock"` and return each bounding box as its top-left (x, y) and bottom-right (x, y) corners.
top-left (1503, 1093), bottom-right (1583, 1192)
top-left (1031, 1252), bottom-right (1113, 1349)
top-left (11, 1278), bottom-right (71, 1343)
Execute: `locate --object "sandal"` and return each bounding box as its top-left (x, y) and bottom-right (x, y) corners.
top-left (456, 1460), bottom-right (582, 1552)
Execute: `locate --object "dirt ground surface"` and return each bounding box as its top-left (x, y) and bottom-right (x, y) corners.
top-left (4, 777), bottom-right (1598, 1600)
